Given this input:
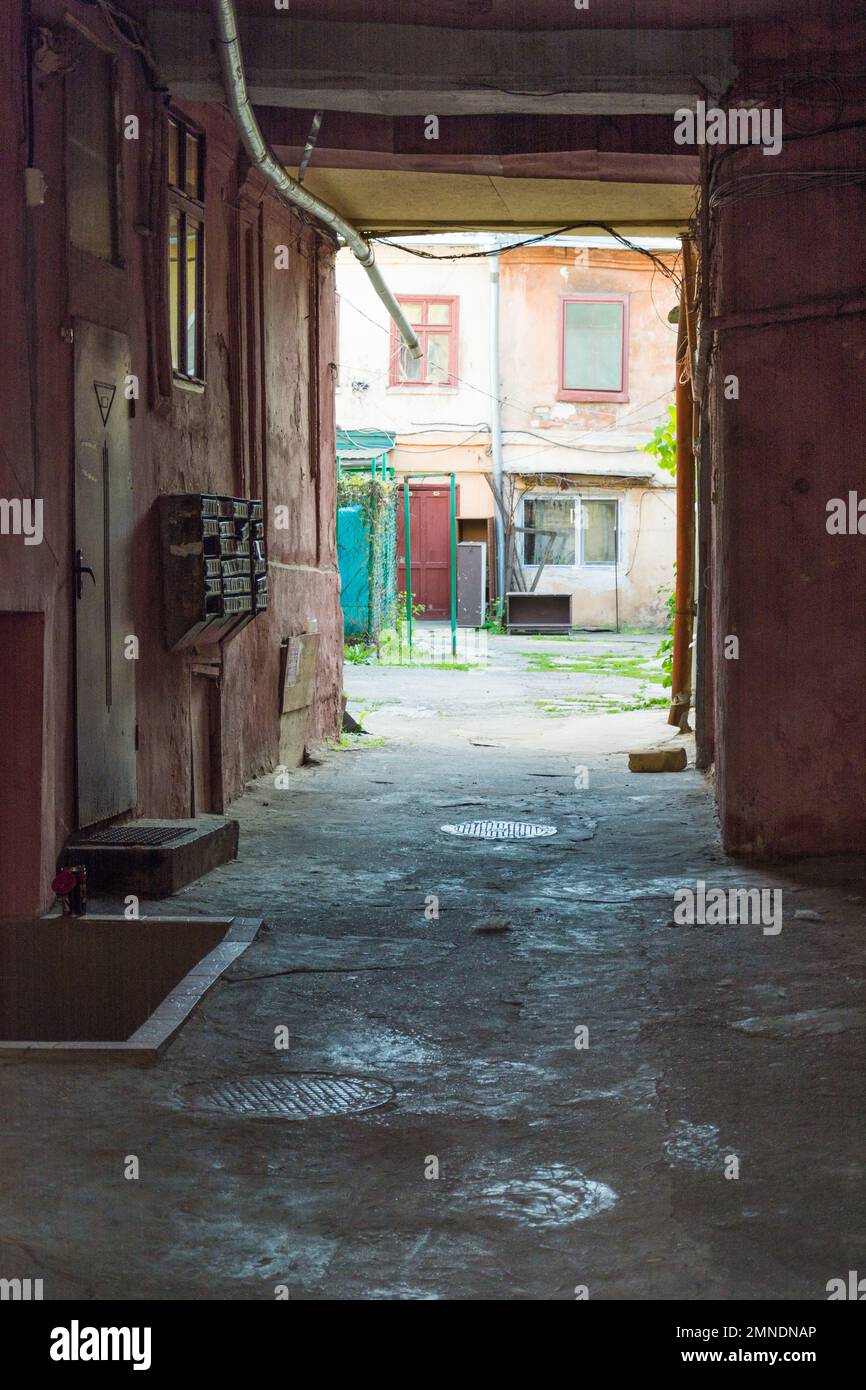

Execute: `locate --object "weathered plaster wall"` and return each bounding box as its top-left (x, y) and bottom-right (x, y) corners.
top-left (0, 0), bottom-right (77, 910)
top-left (336, 238), bottom-right (678, 621)
top-left (390, 440), bottom-right (493, 516)
top-left (709, 23), bottom-right (866, 856)
top-left (335, 240), bottom-right (491, 433)
top-left (498, 246), bottom-right (678, 627)
top-left (0, 0), bottom-right (341, 913)
top-left (499, 246), bottom-right (678, 437)
top-left (509, 479), bottom-right (676, 629)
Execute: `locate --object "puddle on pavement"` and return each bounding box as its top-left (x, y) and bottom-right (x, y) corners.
top-left (323, 1024), bottom-right (443, 1068)
top-left (664, 1120), bottom-right (727, 1171)
top-left (481, 1164), bottom-right (617, 1227)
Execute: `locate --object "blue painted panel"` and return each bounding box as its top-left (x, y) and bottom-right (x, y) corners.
top-left (337, 504), bottom-right (371, 638)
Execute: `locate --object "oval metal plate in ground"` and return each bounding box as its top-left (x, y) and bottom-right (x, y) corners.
top-left (176, 1074), bottom-right (395, 1119)
top-left (441, 820), bottom-right (557, 840)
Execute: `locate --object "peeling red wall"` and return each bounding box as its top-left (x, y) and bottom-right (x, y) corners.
top-left (708, 19), bottom-right (866, 856)
top-left (0, 0), bottom-right (342, 914)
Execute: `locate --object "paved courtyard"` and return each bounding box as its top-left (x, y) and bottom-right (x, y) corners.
top-left (1, 633), bottom-right (863, 1299)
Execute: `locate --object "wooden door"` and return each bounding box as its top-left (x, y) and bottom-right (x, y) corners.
top-left (396, 485), bottom-right (456, 620)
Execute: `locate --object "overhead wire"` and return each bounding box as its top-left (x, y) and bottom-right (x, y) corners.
top-left (337, 287), bottom-right (676, 457)
top-left (373, 224), bottom-right (683, 290)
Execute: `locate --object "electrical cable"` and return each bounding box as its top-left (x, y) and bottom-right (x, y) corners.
top-left (340, 315), bottom-right (675, 457)
top-left (373, 224), bottom-right (683, 289)
top-left (339, 281), bottom-right (678, 454)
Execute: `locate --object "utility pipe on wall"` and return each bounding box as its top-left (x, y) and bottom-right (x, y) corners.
top-left (668, 303), bottom-right (696, 730)
top-left (210, 0), bottom-right (421, 361)
top-left (488, 251), bottom-right (506, 601)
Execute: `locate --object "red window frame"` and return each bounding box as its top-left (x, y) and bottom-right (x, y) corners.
top-left (389, 295), bottom-right (459, 387)
top-left (558, 293), bottom-right (629, 403)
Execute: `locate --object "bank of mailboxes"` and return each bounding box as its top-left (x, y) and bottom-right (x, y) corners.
top-left (159, 493), bottom-right (268, 650)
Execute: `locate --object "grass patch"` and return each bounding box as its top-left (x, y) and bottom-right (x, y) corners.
top-left (523, 651), bottom-right (663, 679)
top-left (534, 688), bottom-right (668, 716)
top-left (374, 660), bottom-right (480, 671)
top-left (333, 732), bottom-right (387, 750)
top-left (343, 642), bottom-right (376, 665)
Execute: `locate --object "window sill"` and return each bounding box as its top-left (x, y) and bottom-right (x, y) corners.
top-left (522, 561), bottom-right (618, 570)
top-left (556, 390), bottom-right (629, 404)
top-left (172, 374), bottom-right (206, 395)
top-left (387, 385), bottom-right (459, 394)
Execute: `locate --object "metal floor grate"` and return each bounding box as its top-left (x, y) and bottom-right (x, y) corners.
top-left (80, 824), bottom-right (189, 848)
top-left (176, 1074), bottom-right (395, 1119)
top-left (441, 820), bottom-right (558, 840)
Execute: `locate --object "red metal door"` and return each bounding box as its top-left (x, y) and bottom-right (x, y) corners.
top-left (397, 485), bottom-right (455, 620)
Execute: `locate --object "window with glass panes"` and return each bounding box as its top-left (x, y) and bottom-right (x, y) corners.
top-left (559, 295), bottom-right (629, 402)
top-left (523, 497), bottom-right (578, 565)
top-left (167, 115), bottom-right (205, 382)
top-left (522, 495), bottom-right (619, 567)
top-left (389, 297), bottom-right (458, 386)
top-left (580, 498), bottom-right (618, 564)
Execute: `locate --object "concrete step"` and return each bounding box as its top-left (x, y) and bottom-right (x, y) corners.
top-left (63, 817), bottom-right (239, 898)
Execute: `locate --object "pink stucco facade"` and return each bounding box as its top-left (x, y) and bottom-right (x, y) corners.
top-left (337, 238), bottom-right (678, 626)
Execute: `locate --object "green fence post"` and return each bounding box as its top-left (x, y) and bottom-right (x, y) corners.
top-left (404, 480), bottom-right (413, 655)
top-left (450, 472), bottom-right (457, 657)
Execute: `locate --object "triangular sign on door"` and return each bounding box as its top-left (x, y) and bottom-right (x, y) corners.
top-left (93, 380), bottom-right (116, 428)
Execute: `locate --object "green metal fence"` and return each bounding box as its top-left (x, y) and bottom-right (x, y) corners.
top-left (336, 474), bottom-right (397, 641)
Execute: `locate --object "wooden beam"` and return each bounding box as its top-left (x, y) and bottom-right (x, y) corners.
top-left (148, 13), bottom-right (736, 115)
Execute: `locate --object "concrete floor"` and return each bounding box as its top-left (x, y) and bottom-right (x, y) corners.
top-left (2, 632), bottom-right (864, 1300)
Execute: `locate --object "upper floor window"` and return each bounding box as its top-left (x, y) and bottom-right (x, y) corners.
top-left (559, 295), bottom-right (629, 402)
top-left (167, 115), bottom-right (205, 383)
top-left (390, 296), bottom-right (458, 387)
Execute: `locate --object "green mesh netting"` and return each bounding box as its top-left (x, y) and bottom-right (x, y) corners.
top-left (336, 475), bottom-right (397, 641)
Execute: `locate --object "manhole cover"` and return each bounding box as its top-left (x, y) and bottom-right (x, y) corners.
top-left (78, 824), bottom-right (188, 847)
top-left (176, 1074), bottom-right (395, 1119)
top-left (441, 820), bottom-right (557, 840)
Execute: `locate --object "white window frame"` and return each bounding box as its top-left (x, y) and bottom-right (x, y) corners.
top-left (520, 492), bottom-right (620, 569)
top-left (579, 495), bottom-right (620, 567)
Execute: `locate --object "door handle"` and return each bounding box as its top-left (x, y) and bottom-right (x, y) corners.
top-left (74, 549), bottom-right (96, 600)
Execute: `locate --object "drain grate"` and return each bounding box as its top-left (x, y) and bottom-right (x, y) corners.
top-left (441, 820), bottom-right (557, 840)
top-left (176, 1074), bottom-right (395, 1119)
top-left (79, 824), bottom-right (189, 848)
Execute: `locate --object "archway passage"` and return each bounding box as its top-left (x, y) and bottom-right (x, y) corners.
top-left (150, 0), bottom-right (866, 857)
top-left (1, 0), bottom-right (865, 1321)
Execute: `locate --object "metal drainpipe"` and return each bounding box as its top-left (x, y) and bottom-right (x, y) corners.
top-left (210, 0), bottom-right (421, 360)
top-left (489, 249), bottom-right (506, 601)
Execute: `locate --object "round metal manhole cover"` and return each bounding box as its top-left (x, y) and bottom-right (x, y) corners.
top-left (175, 1074), bottom-right (395, 1119)
top-left (441, 820), bottom-right (557, 840)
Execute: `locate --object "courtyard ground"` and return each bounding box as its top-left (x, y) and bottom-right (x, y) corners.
top-left (1, 631), bottom-right (863, 1300)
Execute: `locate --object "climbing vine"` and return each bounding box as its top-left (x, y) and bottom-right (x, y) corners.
top-left (642, 406), bottom-right (677, 678)
top-left (337, 474), bottom-right (398, 642)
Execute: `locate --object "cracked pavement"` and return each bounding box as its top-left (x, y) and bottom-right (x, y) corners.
top-left (1, 633), bottom-right (863, 1299)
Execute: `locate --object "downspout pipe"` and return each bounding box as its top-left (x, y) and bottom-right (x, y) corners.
top-left (668, 303), bottom-right (696, 730)
top-left (489, 250), bottom-right (506, 601)
top-left (210, 0), bottom-right (421, 361)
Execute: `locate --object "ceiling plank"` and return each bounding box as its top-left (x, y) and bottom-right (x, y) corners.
top-left (149, 13), bottom-right (736, 114)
